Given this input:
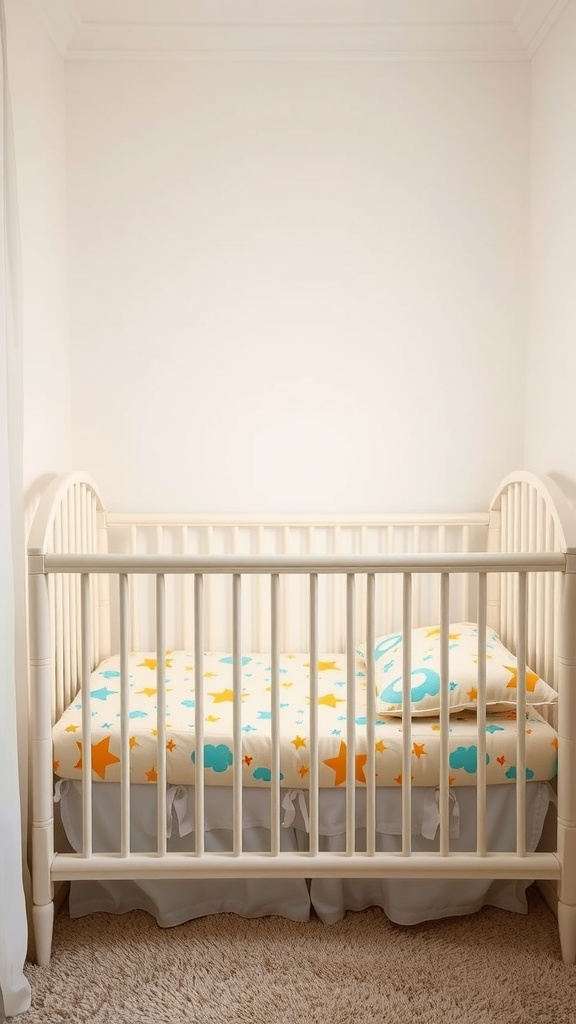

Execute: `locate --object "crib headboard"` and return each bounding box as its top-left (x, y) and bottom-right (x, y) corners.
top-left (487, 471), bottom-right (576, 697)
top-left (28, 469), bottom-right (575, 727)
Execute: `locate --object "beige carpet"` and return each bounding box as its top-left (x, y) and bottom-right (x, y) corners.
top-left (22, 888), bottom-right (576, 1024)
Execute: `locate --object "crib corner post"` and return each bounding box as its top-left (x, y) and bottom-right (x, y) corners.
top-left (556, 552), bottom-right (576, 963)
top-left (28, 560), bottom-right (55, 965)
top-left (32, 893), bottom-right (54, 967)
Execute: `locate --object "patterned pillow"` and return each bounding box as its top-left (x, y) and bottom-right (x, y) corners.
top-left (356, 621), bottom-right (557, 717)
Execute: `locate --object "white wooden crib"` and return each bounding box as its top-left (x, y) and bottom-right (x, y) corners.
top-left (28, 470), bottom-right (576, 965)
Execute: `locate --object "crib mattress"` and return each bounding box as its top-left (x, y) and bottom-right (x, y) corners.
top-left (52, 650), bottom-right (559, 788)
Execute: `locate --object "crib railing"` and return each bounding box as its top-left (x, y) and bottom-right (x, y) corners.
top-left (31, 550), bottom-right (564, 870)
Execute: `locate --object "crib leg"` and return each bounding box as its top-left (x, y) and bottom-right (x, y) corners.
top-left (557, 901), bottom-right (576, 964)
top-left (33, 901), bottom-right (54, 966)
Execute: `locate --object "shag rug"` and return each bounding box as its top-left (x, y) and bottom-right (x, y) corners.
top-left (22, 888), bottom-right (576, 1024)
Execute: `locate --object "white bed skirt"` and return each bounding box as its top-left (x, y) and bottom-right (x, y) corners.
top-left (55, 781), bottom-right (553, 927)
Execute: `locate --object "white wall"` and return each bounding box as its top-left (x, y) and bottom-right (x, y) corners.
top-left (525, 0), bottom-right (576, 498)
top-left (67, 59), bottom-right (529, 514)
top-left (5, 0), bottom-right (71, 499)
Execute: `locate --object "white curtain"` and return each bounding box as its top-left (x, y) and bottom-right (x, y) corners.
top-left (0, 0), bottom-right (32, 1016)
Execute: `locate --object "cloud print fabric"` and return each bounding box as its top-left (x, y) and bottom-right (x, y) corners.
top-left (356, 622), bottom-right (558, 717)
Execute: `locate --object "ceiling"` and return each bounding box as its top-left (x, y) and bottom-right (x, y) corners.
top-left (30, 0), bottom-right (570, 60)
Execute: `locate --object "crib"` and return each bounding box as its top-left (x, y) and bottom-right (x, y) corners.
top-left (27, 469), bottom-right (576, 966)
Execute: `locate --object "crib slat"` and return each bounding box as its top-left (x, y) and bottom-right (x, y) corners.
top-left (346, 573), bottom-right (356, 856)
top-left (365, 573), bottom-right (376, 857)
top-left (81, 573), bottom-right (93, 858)
top-left (401, 573), bottom-right (412, 856)
top-left (194, 574), bottom-right (205, 856)
top-left (516, 573), bottom-right (527, 857)
top-left (439, 573), bottom-right (450, 857)
top-left (476, 574), bottom-right (488, 856)
top-left (271, 574), bottom-right (281, 856)
top-left (232, 573), bottom-right (243, 856)
top-left (156, 575), bottom-right (167, 857)
top-left (309, 573), bottom-right (319, 857)
top-left (119, 573), bottom-right (131, 857)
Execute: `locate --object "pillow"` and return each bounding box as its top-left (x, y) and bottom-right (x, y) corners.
top-left (356, 621), bottom-right (558, 717)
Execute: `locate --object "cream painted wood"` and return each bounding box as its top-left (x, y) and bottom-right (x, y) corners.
top-left (28, 470), bottom-right (576, 965)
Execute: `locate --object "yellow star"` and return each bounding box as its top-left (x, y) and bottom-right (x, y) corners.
top-left (209, 688), bottom-right (235, 703)
top-left (318, 693), bottom-right (345, 709)
top-left (281, 682), bottom-right (294, 688)
top-left (504, 665), bottom-right (540, 692)
top-left (74, 737), bottom-right (121, 781)
top-left (137, 657), bottom-right (173, 670)
top-left (129, 736), bottom-right (139, 749)
top-left (292, 736), bottom-right (307, 749)
top-left (64, 724), bottom-right (79, 733)
top-left (204, 671), bottom-right (218, 679)
top-left (317, 660), bottom-right (340, 672)
top-left (412, 742), bottom-right (427, 759)
top-left (424, 629), bottom-right (461, 641)
top-left (552, 737), bottom-right (559, 751)
top-left (53, 759), bottom-right (60, 773)
top-left (206, 715), bottom-right (220, 723)
top-left (375, 740), bottom-right (387, 753)
top-left (136, 687), bottom-right (157, 697)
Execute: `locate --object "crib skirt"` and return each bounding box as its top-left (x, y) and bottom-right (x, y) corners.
top-left (55, 780), bottom-right (553, 927)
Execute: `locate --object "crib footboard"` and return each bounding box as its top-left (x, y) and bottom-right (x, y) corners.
top-left (27, 470), bottom-right (576, 965)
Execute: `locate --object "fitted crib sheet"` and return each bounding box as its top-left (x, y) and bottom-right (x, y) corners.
top-left (52, 650), bottom-right (559, 788)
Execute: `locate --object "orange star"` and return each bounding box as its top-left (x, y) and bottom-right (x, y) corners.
top-left (497, 755), bottom-right (506, 766)
top-left (145, 767), bottom-right (158, 782)
top-left (74, 737), bottom-right (121, 780)
top-left (466, 687), bottom-right (478, 701)
top-left (552, 737), bottom-right (559, 751)
top-left (412, 742), bottom-right (427, 759)
top-left (504, 665), bottom-right (540, 692)
top-left (166, 739), bottom-right (176, 752)
top-left (53, 759), bottom-right (60, 773)
top-left (323, 741), bottom-right (367, 786)
top-left (243, 755), bottom-right (253, 766)
top-left (298, 765), bottom-right (310, 778)
top-left (375, 740), bottom-right (387, 753)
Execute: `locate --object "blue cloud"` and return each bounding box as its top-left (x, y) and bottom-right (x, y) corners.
top-left (252, 767), bottom-right (285, 783)
top-left (128, 710), bottom-right (148, 719)
top-left (90, 686), bottom-right (118, 701)
top-left (449, 746), bottom-right (490, 774)
top-left (192, 744), bottom-right (233, 773)
top-left (219, 656), bottom-right (252, 666)
top-left (374, 634), bottom-right (402, 663)
top-left (181, 699), bottom-right (195, 708)
top-left (486, 724), bottom-right (505, 734)
top-left (505, 766), bottom-right (535, 781)
top-left (380, 668), bottom-right (441, 706)
top-left (100, 670), bottom-right (120, 679)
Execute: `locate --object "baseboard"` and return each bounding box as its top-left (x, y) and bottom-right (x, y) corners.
top-left (537, 879), bottom-right (558, 918)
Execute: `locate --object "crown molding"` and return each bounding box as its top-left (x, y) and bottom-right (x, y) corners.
top-left (514, 0), bottom-right (570, 56)
top-left (28, 0), bottom-right (571, 62)
top-left (28, 0), bottom-right (81, 57)
top-left (63, 21), bottom-right (527, 61)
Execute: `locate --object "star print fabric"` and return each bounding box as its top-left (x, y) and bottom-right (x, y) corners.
top-left (52, 650), bottom-right (558, 788)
